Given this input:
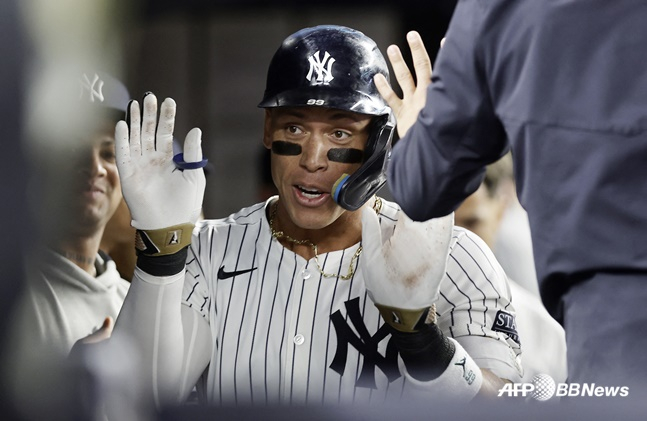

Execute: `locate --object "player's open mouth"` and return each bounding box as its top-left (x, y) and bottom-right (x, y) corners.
top-left (296, 185), bottom-right (324, 199)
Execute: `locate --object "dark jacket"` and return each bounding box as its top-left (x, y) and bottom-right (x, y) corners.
top-left (388, 0), bottom-right (647, 316)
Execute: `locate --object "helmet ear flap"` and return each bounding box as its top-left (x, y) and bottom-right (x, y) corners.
top-left (333, 114), bottom-right (395, 211)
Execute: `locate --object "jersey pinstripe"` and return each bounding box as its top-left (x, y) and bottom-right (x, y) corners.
top-left (183, 197), bottom-right (522, 405)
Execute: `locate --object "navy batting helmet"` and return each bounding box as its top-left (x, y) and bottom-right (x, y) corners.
top-left (258, 25), bottom-right (395, 211)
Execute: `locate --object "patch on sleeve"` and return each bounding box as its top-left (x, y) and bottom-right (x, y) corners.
top-left (492, 310), bottom-right (519, 343)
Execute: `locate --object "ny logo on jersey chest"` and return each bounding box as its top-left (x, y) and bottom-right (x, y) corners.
top-left (329, 297), bottom-right (400, 389)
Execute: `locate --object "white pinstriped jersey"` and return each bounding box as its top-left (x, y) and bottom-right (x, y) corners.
top-left (183, 197), bottom-right (522, 405)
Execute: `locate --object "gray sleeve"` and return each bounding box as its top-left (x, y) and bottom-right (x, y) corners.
top-left (387, 0), bottom-right (509, 221)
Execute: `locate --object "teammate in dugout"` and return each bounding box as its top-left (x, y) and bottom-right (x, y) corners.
top-left (111, 25), bottom-right (522, 406)
top-left (11, 72), bottom-right (131, 355)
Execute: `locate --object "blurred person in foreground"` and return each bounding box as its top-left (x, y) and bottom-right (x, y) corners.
top-left (379, 1), bottom-right (647, 389)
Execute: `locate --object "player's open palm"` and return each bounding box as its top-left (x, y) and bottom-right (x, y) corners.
top-left (361, 207), bottom-right (453, 328)
top-left (374, 30), bottom-right (432, 139)
top-left (115, 93), bottom-right (206, 230)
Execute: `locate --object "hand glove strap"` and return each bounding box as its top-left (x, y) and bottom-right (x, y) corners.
top-left (389, 319), bottom-right (454, 381)
top-left (374, 303), bottom-right (435, 333)
top-left (135, 223), bottom-right (194, 256)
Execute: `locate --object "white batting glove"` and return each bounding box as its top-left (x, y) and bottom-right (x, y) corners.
top-left (361, 207), bottom-right (453, 332)
top-left (115, 94), bottom-right (206, 255)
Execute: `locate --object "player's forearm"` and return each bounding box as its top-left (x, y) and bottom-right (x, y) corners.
top-left (391, 323), bottom-right (483, 400)
top-left (112, 263), bottom-right (190, 405)
top-left (393, 325), bottom-right (510, 400)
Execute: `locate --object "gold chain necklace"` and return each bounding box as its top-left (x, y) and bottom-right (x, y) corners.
top-left (269, 197), bottom-right (382, 280)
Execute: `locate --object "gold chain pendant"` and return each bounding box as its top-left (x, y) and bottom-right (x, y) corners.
top-left (269, 197), bottom-right (382, 280)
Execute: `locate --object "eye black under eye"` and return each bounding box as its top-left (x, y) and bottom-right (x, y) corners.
top-left (327, 148), bottom-right (363, 163)
top-left (272, 141), bottom-right (301, 156)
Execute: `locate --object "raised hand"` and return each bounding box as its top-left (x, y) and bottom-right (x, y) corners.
top-left (115, 93), bottom-right (206, 231)
top-left (374, 31), bottom-right (432, 139)
top-left (360, 207), bottom-right (453, 332)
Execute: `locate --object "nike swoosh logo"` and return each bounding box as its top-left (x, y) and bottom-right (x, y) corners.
top-left (217, 266), bottom-right (257, 280)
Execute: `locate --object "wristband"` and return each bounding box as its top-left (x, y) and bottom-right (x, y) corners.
top-left (374, 303), bottom-right (433, 333)
top-left (400, 338), bottom-right (483, 401)
top-left (135, 223), bottom-right (194, 256)
top-left (137, 248), bottom-right (188, 277)
top-left (389, 321), bottom-right (455, 381)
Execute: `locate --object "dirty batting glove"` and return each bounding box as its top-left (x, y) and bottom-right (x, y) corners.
top-left (360, 207), bottom-right (452, 333)
top-left (361, 209), bottom-right (482, 398)
top-left (115, 93), bottom-right (206, 276)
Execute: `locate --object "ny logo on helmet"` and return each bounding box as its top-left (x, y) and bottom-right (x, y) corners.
top-left (306, 51), bottom-right (335, 85)
top-left (79, 73), bottom-right (105, 103)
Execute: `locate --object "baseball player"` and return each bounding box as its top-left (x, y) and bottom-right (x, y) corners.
top-left (111, 25), bottom-right (522, 407)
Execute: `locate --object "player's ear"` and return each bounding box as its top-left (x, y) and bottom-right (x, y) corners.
top-left (262, 109), bottom-right (273, 150)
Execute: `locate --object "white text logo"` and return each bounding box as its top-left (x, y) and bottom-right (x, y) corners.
top-left (498, 374), bottom-right (630, 401)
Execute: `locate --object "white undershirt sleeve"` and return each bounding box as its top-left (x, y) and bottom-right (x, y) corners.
top-left (112, 266), bottom-right (212, 407)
